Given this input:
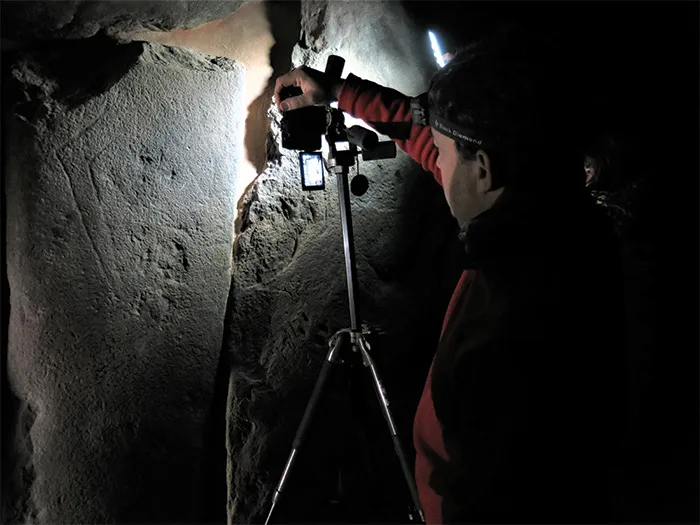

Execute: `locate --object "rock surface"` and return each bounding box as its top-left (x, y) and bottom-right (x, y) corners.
top-left (4, 41), bottom-right (244, 523)
top-left (1, 0), bottom-right (248, 42)
top-left (225, 1), bottom-right (463, 523)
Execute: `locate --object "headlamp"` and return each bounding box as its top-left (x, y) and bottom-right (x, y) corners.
top-left (428, 31), bottom-right (446, 68)
top-left (411, 93), bottom-right (490, 149)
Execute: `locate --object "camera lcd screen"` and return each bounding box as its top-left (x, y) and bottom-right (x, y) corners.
top-left (300, 152), bottom-right (325, 191)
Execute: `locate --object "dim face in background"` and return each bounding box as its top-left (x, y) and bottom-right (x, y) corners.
top-left (584, 155), bottom-right (599, 186)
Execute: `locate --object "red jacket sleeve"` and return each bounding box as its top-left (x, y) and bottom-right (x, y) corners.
top-left (337, 73), bottom-right (442, 186)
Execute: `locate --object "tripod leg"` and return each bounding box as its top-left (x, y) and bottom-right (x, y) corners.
top-left (265, 334), bottom-right (346, 525)
top-left (357, 339), bottom-right (426, 524)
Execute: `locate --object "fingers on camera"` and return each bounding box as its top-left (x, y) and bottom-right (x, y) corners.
top-left (280, 95), bottom-right (308, 112)
top-left (274, 75), bottom-right (292, 108)
top-left (274, 69), bottom-right (308, 110)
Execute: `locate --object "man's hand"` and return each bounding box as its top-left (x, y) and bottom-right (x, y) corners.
top-left (274, 66), bottom-right (343, 112)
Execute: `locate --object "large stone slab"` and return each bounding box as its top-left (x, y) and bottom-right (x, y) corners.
top-left (4, 41), bottom-right (244, 523)
top-left (225, 1), bottom-right (464, 523)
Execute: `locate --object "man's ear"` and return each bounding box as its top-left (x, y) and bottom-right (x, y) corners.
top-left (475, 150), bottom-right (494, 193)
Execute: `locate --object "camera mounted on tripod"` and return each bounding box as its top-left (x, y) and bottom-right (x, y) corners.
top-left (278, 55), bottom-right (396, 194)
top-left (267, 54), bottom-right (425, 525)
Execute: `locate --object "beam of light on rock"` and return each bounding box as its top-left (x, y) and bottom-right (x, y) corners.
top-left (429, 30), bottom-right (446, 68)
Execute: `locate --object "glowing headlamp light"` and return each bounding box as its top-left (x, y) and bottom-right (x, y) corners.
top-left (429, 31), bottom-right (446, 68)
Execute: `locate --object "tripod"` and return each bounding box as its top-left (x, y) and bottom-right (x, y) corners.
top-left (264, 159), bottom-right (425, 524)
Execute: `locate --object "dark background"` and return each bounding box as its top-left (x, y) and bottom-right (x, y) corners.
top-left (399, 1), bottom-right (700, 522)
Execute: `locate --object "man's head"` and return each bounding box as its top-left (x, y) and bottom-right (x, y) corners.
top-left (427, 30), bottom-right (582, 228)
top-left (430, 127), bottom-right (502, 229)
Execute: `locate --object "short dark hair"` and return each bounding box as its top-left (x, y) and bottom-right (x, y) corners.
top-left (428, 29), bottom-right (582, 190)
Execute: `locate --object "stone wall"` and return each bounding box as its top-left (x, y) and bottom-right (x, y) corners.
top-left (1, 0), bottom-right (246, 41)
top-left (3, 40), bottom-right (245, 523)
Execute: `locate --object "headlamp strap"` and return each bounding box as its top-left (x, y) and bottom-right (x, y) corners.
top-left (411, 93), bottom-right (489, 149)
top-left (429, 115), bottom-right (485, 148)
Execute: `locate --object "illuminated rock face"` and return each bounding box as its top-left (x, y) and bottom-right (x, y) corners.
top-left (4, 41), bottom-right (244, 524)
top-left (2, 1), bottom-right (462, 524)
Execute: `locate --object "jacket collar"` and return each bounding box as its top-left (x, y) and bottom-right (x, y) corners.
top-left (459, 187), bottom-right (595, 269)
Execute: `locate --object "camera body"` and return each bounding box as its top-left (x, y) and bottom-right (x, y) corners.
top-left (279, 90), bottom-right (348, 191)
top-left (277, 56), bottom-right (396, 193)
top-left (279, 55), bottom-right (347, 153)
top-left (280, 99), bottom-right (346, 152)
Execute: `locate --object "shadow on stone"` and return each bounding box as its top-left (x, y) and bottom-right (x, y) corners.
top-left (243, 1), bottom-right (302, 177)
top-left (11, 35), bottom-right (143, 116)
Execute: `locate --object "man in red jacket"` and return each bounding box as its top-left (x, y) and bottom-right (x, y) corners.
top-left (275, 34), bottom-right (626, 524)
